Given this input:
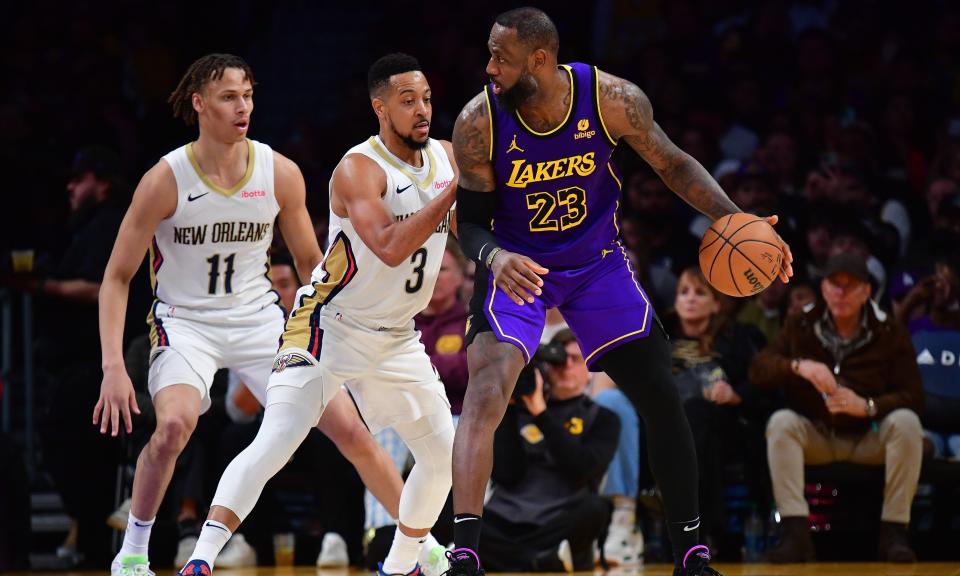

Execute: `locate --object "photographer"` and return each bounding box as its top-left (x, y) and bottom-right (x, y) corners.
top-left (480, 330), bottom-right (621, 572)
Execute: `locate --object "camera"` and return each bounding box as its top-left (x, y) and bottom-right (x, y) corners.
top-left (512, 342), bottom-right (569, 398)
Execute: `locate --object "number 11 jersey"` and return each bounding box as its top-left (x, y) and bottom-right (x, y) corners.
top-left (154, 139), bottom-right (279, 316)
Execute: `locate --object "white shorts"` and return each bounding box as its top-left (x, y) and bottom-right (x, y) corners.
top-left (267, 304), bottom-right (450, 433)
top-left (147, 300), bottom-right (286, 413)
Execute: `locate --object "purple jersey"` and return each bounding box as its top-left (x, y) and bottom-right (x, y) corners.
top-left (487, 62), bottom-right (622, 269)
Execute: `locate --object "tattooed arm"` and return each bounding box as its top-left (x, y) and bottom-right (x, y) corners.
top-left (452, 91), bottom-right (497, 192)
top-left (453, 91), bottom-right (548, 304)
top-left (598, 69), bottom-right (793, 280)
top-left (597, 70), bottom-right (738, 220)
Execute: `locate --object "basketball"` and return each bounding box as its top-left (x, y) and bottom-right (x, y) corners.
top-left (698, 213), bottom-right (783, 297)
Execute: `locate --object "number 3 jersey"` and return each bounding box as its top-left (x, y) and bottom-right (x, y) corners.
top-left (488, 62), bottom-right (622, 269)
top-left (152, 139), bottom-right (279, 316)
top-left (317, 136), bottom-right (455, 328)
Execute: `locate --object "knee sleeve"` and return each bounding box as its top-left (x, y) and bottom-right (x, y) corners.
top-left (210, 400), bottom-right (317, 521)
top-left (393, 409), bottom-right (455, 529)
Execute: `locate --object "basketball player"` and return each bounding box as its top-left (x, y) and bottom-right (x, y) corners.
top-left (94, 54), bottom-right (413, 576)
top-left (448, 9), bottom-right (794, 576)
top-left (178, 53), bottom-right (458, 576)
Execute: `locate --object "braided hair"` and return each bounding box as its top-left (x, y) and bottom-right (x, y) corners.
top-left (168, 53), bottom-right (255, 126)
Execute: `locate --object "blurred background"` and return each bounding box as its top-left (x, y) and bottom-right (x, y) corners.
top-left (2, 0), bottom-right (960, 571)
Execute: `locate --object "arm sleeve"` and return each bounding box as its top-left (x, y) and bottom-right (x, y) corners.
top-left (534, 406), bottom-right (621, 485)
top-left (456, 186), bottom-right (500, 265)
top-left (491, 404), bottom-right (527, 486)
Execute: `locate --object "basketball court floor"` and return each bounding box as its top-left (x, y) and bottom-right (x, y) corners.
top-left (9, 565), bottom-right (960, 576)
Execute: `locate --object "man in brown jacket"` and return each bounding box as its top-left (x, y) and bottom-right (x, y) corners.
top-left (750, 253), bottom-right (923, 563)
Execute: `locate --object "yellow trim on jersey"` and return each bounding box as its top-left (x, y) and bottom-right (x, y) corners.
top-left (613, 199), bottom-right (621, 236)
top-left (483, 88), bottom-right (494, 162)
top-left (487, 281), bottom-right (531, 361)
top-left (148, 242), bottom-right (157, 292)
top-left (594, 66), bottom-right (618, 147)
top-left (185, 139), bottom-right (255, 197)
top-left (607, 163), bottom-right (622, 189)
top-left (147, 304), bottom-right (159, 348)
top-left (367, 137), bottom-right (438, 191)
top-left (280, 237), bottom-right (351, 353)
top-left (515, 65), bottom-right (575, 137)
top-left (584, 243), bottom-right (651, 364)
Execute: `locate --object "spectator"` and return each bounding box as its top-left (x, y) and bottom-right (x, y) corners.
top-left (750, 253), bottom-right (924, 563)
top-left (665, 267), bottom-right (767, 555)
top-left (481, 330), bottom-right (620, 572)
top-left (35, 146), bottom-right (129, 567)
top-left (737, 276), bottom-right (789, 343)
top-left (591, 370), bottom-right (642, 568)
top-left (415, 237), bottom-right (469, 416)
top-left (894, 246), bottom-right (960, 459)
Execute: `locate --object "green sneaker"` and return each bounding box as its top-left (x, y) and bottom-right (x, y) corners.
top-left (111, 555), bottom-right (154, 576)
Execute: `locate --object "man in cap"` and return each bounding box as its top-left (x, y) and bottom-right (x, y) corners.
top-left (749, 253), bottom-right (924, 563)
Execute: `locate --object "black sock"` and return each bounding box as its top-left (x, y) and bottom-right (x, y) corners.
top-left (669, 517), bottom-right (701, 566)
top-left (453, 513), bottom-right (482, 553)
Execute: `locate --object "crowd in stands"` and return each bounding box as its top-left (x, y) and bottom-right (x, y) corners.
top-left (3, 0), bottom-right (960, 569)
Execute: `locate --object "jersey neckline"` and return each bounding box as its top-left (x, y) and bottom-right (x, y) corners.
top-left (367, 136), bottom-right (438, 190)
top-left (185, 139), bottom-right (256, 197)
top-left (513, 65), bottom-right (576, 138)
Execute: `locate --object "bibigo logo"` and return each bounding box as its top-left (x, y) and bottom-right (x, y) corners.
top-left (574, 118), bottom-right (596, 140)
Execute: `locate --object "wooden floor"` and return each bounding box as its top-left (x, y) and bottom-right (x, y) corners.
top-left (11, 565), bottom-right (960, 576)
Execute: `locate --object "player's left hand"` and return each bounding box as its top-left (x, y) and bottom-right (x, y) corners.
top-left (764, 215), bottom-right (794, 283)
top-left (824, 386), bottom-right (868, 417)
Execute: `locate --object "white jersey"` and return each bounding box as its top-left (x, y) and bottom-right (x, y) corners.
top-left (152, 139), bottom-right (280, 317)
top-left (317, 136), bottom-right (454, 328)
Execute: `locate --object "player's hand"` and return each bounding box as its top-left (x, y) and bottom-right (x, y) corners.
top-left (93, 365), bottom-right (141, 437)
top-left (764, 215), bottom-right (794, 283)
top-left (706, 380), bottom-right (742, 406)
top-left (825, 386), bottom-right (868, 417)
top-left (490, 250), bottom-right (549, 306)
top-left (796, 359), bottom-right (838, 396)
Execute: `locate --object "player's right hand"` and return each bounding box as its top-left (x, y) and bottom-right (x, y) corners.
top-left (93, 366), bottom-right (141, 437)
top-left (490, 250), bottom-right (549, 306)
top-left (796, 359), bottom-right (838, 396)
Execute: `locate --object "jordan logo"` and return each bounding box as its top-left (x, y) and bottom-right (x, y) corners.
top-left (506, 134), bottom-right (525, 154)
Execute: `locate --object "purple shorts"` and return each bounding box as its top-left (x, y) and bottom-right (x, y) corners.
top-left (469, 243), bottom-right (654, 368)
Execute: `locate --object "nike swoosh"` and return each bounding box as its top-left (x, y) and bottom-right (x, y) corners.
top-left (133, 521), bottom-right (152, 527)
top-left (453, 517), bottom-right (478, 523)
top-left (396, 184), bottom-right (413, 194)
top-left (683, 521), bottom-right (701, 532)
top-left (187, 191), bottom-right (210, 202)
top-left (204, 522), bottom-right (229, 533)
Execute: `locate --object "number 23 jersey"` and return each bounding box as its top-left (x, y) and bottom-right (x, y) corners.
top-left (153, 139), bottom-right (279, 316)
top-left (318, 136), bottom-right (455, 328)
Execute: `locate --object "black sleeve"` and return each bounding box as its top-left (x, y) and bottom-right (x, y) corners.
top-left (456, 186), bottom-right (500, 265)
top-left (534, 406), bottom-right (621, 485)
top-left (491, 404), bottom-right (527, 486)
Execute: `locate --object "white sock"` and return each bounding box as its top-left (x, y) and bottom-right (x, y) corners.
top-left (188, 520), bottom-right (232, 569)
top-left (422, 532), bottom-right (441, 552)
top-left (382, 529), bottom-right (425, 574)
top-left (118, 514), bottom-right (155, 558)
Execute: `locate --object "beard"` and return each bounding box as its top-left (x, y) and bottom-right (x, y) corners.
top-left (390, 121), bottom-right (429, 151)
top-left (495, 70), bottom-right (538, 113)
